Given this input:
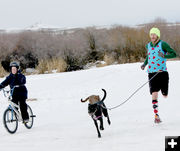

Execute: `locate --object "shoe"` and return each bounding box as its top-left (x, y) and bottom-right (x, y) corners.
top-left (154, 115), bottom-right (162, 124)
top-left (23, 119), bottom-right (29, 124)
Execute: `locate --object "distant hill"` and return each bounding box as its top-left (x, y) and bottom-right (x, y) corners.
top-left (1, 22), bottom-right (180, 34)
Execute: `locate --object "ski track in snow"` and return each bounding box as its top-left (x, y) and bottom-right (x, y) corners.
top-left (0, 61), bottom-right (179, 151)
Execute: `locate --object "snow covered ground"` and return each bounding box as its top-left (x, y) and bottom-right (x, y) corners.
top-left (0, 61), bottom-right (179, 151)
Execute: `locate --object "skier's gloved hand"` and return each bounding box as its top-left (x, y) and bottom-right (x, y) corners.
top-left (158, 52), bottom-right (164, 58)
top-left (141, 64), bottom-right (146, 70)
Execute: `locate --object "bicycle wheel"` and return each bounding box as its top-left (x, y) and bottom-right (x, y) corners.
top-left (3, 108), bottom-right (18, 134)
top-left (24, 105), bottom-right (34, 129)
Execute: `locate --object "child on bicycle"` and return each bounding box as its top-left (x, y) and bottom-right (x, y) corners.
top-left (0, 61), bottom-right (29, 123)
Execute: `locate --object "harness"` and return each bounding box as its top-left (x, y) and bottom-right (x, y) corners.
top-left (89, 103), bottom-right (103, 120)
top-left (92, 115), bottom-right (102, 120)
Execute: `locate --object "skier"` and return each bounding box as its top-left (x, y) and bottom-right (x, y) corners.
top-left (141, 27), bottom-right (176, 123)
top-left (0, 61), bottom-right (29, 123)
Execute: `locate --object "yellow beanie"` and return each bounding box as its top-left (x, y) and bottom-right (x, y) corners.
top-left (149, 27), bottom-right (160, 38)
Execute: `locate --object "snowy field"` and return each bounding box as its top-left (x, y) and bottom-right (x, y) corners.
top-left (0, 61), bottom-right (179, 151)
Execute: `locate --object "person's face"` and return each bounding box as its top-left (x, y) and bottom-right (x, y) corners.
top-left (150, 33), bottom-right (159, 43)
top-left (11, 67), bottom-right (18, 74)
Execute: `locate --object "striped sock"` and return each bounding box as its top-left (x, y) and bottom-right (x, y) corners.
top-left (152, 100), bottom-right (159, 118)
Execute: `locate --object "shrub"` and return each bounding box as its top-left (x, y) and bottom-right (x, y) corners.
top-left (36, 57), bottom-right (67, 74)
top-left (0, 64), bottom-right (8, 77)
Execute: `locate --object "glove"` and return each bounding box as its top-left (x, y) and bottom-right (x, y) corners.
top-left (158, 51), bottom-right (164, 58)
top-left (141, 64), bottom-right (146, 70)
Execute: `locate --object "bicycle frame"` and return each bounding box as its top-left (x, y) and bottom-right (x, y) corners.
top-left (2, 87), bottom-right (23, 122)
top-left (8, 101), bottom-right (23, 122)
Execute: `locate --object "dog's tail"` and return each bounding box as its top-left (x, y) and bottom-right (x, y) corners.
top-left (81, 97), bottom-right (89, 103)
top-left (99, 89), bottom-right (106, 102)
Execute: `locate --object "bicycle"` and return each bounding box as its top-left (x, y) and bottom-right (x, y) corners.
top-left (1, 86), bottom-right (36, 134)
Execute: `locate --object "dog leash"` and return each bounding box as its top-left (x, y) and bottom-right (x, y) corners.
top-left (100, 72), bottom-right (160, 110)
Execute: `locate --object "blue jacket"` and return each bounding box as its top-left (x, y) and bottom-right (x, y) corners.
top-left (0, 71), bottom-right (28, 99)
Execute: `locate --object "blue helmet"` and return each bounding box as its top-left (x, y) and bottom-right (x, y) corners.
top-left (9, 61), bottom-right (20, 69)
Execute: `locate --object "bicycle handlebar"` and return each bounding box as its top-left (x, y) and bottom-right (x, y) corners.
top-left (1, 85), bottom-right (21, 98)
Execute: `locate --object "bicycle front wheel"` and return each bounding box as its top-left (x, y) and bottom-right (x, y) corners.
top-left (24, 105), bottom-right (34, 129)
top-left (3, 108), bottom-right (18, 134)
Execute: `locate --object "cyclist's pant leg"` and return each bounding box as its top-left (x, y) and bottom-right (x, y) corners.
top-left (19, 99), bottom-right (29, 120)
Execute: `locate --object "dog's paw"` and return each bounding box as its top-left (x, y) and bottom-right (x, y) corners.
top-left (108, 119), bottom-right (111, 125)
top-left (100, 126), bottom-right (104, 130)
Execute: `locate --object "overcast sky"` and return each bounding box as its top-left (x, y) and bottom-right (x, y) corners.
top-left (0, 0), bottom-right (180, 29)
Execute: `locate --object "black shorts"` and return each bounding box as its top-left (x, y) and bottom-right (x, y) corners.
top-left (148, 71), bottom-right (169, 95)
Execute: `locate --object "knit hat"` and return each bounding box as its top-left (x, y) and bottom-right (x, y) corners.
top-left (149, 27), bottom-right (160, 38)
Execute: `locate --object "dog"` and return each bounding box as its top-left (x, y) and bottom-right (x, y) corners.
top-left (81, 89), bottom-right (111, 138)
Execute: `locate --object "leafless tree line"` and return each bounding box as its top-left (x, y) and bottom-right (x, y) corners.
top-left (0, 19), bottom-right (179, 73)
